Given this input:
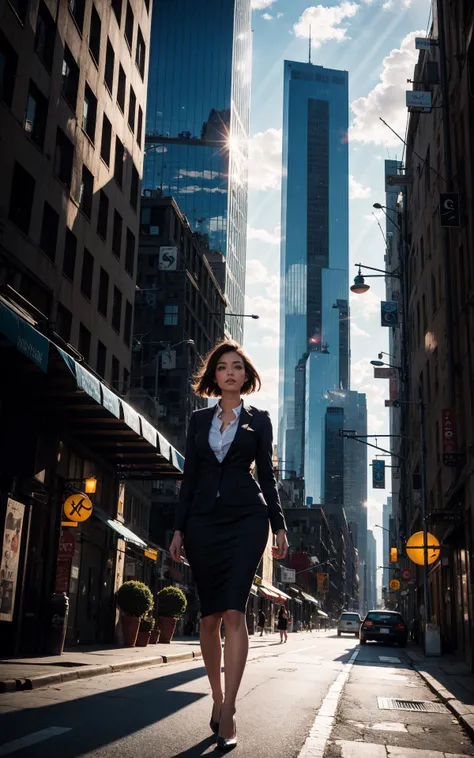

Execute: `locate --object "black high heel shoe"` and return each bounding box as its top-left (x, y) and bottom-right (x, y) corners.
top-left (216, 717), bottom-right (237, 751)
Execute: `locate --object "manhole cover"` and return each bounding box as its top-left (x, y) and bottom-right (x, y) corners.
top-left (377, 697), bottom-right (447, 713)
top-left (278, 668), bottom-right (297, 672)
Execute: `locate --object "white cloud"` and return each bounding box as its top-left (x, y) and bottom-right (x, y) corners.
top-left (349, 175), bottom-right (372, 200)
top-left (294, 3), bottom-right (359, 48)
top-left (245, 293), bottom-right (279, 334)
top-left (383, 0), bottom-right (413, 8)
top-left (262, 13), bottom-right (273, 20)
top-left (246, 259), bottom-right (270, 284)
top-left (277, 12), bottom-right (284, 18)
top-left (248, 128), bottom-right (283, 191)
top-left (247, 225), bottom-right (281, 245)
top-left (351, 323), bottom-right (370, 338)
top-left (350, 30), bottom-right (425, 146)
top-left (350, 289), bottom-right (382, 320)
top-left (251, 0), bottom-right (277, 8)
top-left (351, 358), bottom-right (373, 387)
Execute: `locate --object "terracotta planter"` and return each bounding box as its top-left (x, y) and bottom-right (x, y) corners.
top-left (150, 628), bottom-right (160, 644)
top-left (136, 630), bottom-right (151, 647)
top-left (122, 614), bottom-right (140, 647)
top-left (158, 616), bottom-right (178, 644)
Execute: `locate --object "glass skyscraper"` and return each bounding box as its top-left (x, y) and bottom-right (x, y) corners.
top-left (279, 61), bottom-right (349, 485)
top-left (144, 0), bottom-right (252, 342)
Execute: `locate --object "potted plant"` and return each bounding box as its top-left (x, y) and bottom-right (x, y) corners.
top-left (156, 586), bottom-right (187, 643)
top-left (136, 614), bottom-right (154, 647)
top-left (116, 581), bottom-right (153, 647)
top-left (150, 618), bottom-right (160, 645)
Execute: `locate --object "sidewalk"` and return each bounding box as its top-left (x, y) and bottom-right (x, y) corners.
top-left (406, 647), bottom-right (474, 741)
top-left (0, 629), bottom-right (310, 694)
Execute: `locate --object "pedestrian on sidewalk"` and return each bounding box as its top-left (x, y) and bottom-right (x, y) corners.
top-left (258, 609), bottom-right (266, 636)
top-left (169, 339), bottom-right (289, 751)
top-left (278, 606), bottom-right (288, 643)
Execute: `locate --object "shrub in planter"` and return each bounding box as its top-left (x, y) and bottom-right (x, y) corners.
top-left (136, 615), bottom-right (154, 647)
top-left (157, 586), bottom-right (187, 644)
top-left (116, 581), bottom-right (153, 647)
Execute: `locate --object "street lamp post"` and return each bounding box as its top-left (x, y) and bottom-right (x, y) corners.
top-left (210, 313), bottom-right (259, 319)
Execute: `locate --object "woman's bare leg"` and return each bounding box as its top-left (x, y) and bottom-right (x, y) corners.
top-left (219, 609), bottom-right (248, 738)
top-left (200, 613), bottom-right (224, 718)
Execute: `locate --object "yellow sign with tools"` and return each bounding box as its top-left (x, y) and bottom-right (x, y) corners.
top-left (63, 493), bottom-right (94, 523)
top-left (389, 579), bottom-right (401, 591)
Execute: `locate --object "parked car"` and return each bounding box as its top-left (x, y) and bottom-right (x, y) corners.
top-left (337, 611), bottom-right (361, 637)
top-left (359, 610), bottom-right (408, 647)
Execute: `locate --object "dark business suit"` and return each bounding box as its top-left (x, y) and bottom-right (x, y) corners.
top-left (174, 404), bottom-right (287, 617)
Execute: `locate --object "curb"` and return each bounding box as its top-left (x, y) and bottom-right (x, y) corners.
top-left (409, 660), bottom-right (474, 742)
top-left (0, 650), bottom-right (202, 694)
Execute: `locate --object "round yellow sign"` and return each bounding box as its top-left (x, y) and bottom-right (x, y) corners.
top-left (406, 531), bottom-right (440, 566)
top-left (63, 493), bottom-right (94, 523)
top-left (389, 579), bottom-right (401, 591)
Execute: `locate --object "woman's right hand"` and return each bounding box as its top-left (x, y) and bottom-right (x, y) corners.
top-left (170, 531), bottom-right (185, 563)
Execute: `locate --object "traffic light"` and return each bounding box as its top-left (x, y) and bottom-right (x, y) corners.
top-left (373, 459), bottom-right (385, 489)
top-left (390, 547), bottom-right (398, 563)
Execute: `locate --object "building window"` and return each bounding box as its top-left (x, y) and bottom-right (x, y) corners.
top-left (135, 27), bottom-right (145, 80)
top-left (83, 84), bottom-right (97, 142)
top-left (112, 355), bottom-right (120, 388)
top-left (56, 303), bottom-right (72, 342)
top-left (0, 33), bottom-right (18, 108)
top-left (9, 0), bottom-right (28, 23)
top-left (54, 128), bottom-right (74, 189)
top-left (125, 1), bottom-right (134, 48)
top-left (98, 267), bottom-right (109, 316)
top-left (144, 0), bottom-right (150, 13)
top-left (104, 39), bottom-right (115, 94)
top-left (112, 286), bottom-right (122, 333)
top-left (164, 304), bottom-right (178, 326)
top-left (79, 323), bottom-right (91, 362)
top-left (117, 64), bottom-right (126, 112)
top-left (68, 0), bottom-right (85, 32)
top-left (81, 248), bottom-right (94, 299)
top-left (61, 46), bottom-right (79, 111)
top-left (125, 228), bottom-right (135, 275)
top-left (112, 210), bottom-right (123, 258)
top-left (89, 5), bottom-right (101, 65)
top-left (62, 229), bottom-right (77, 281)
top-left (8, 162), bottom-right (35, 235)
top-left (140, 206), bottom-right (160, 235)
top-left (97, 340), bottom-right (106, 378)
top-left (137, 105), bottom-right (143, 147)
top-left (35, 1), bottom-right (55, 73)
top-left (130, 163), bottom-right (139, 211)
top-left (24, 80), bottom-right (48, 149)
top-left (128, 86), bottom-right (136, 132)
top-left (111, 0), bottom-right (122, 26)
top-left (124, 300), bottom-right (132, 346)
top-left (114, 136), bottom-right (125, 187)
top-left (97, 189), bottom-right (109, 240)
top-left (39, 202), bottom-right (59, 261)
top-left (79, 165), bottom-right (94, 219)
top-left (100, 113), bottom-right (112, 165)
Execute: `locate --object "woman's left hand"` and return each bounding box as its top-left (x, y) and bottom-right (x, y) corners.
top-left (272, 529), bottom-right (289, 560)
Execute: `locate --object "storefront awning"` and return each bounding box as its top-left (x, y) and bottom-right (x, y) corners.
top-left (0, 291), bottom-right (184, 480)
top-left (258, 579), bottom-right (291, 602)
top-left (317, 609), bottom-right (329, 618)
top-left (259, 587), bottom-right (280, 600)
top-left (94, 508), bottom-right (147, 548)
top-left (299, 591), bottom-right (320, 605)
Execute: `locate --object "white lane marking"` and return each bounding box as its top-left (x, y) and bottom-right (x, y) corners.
top-left (0, 727), bottom-right (71, 756)
top-left (298, 648), bottom-right (359, 758)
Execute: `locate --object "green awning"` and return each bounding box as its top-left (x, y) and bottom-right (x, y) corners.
top-left (0, 296), bottom-right (49, 372)
top-left (94, 508), bottom-right (147, 548)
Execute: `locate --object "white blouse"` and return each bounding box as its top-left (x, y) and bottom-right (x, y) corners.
top-left (209, 401), bottom-right (242, 462)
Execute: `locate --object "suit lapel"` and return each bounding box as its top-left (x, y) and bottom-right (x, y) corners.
top-left (200, 406), bottom-right (218, 462)
top-left (225, 404), bottom-right (253, 460)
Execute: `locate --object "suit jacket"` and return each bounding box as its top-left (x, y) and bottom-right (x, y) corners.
top-left (173, 404), bottom-right (287, 535)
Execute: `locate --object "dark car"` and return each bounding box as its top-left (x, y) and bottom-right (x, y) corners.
top-left (359, 610), bottom-right (408, 647)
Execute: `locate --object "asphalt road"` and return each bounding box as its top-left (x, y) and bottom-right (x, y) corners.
top-left (0, 633), bottom-right (473, 758)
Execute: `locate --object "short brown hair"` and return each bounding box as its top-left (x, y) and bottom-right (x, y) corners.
top-left (192, 340), bottom-right (262, 397)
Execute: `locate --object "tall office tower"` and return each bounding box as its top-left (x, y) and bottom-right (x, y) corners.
top-left (278, 61), bottom-right (349, 482)
top-left (322, 392), bottom-right (368, 563)
top-left (144, 0), bottom-right (252, 343)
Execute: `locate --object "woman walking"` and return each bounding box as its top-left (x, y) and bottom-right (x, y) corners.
top-left (278, 606), bottom-right (289, 643)
top-left (170, 340), bottom-right (288, 750)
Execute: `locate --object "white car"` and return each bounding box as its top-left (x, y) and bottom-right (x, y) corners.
top-left (337, 611), bottom-right (361, 637)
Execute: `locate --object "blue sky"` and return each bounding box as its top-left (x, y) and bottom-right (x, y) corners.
top-left (243, 0), bottom-right (431, 570)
